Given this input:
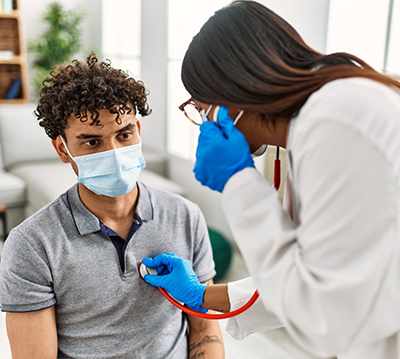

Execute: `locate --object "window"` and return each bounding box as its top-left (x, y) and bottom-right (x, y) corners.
top-left (326, 0), bottom-right (400, 75)
top-left (387, 0), bottom-right (400, 74)
top-left (167, 0), bottom-right (232, 160)
top-left (101, 0), bottom-right (141, 78)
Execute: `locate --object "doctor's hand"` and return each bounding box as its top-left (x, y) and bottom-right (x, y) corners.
top-left (194, 106), bottom-right (255, 192)
top-left (142, 253), bottom-right (208, 313)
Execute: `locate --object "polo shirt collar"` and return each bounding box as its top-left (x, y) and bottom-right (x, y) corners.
top-left (136, 182), bottom-right (154, 222)
top-left (66, 182), bottom-right (154, 236)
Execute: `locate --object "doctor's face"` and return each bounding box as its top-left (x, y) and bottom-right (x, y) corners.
top-left (192, 100), bottom-right (269, 154)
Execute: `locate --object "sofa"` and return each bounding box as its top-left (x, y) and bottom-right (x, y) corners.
top-left (0, 103), bottom-right (187, 241)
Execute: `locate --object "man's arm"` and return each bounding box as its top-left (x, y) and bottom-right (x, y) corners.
top-left (187, 279), bottom-right (225, 359)
top-left (6, 306), bottom-right (58, 359)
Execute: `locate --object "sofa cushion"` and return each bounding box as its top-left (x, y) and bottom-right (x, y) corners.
top-left (0, 170), bottom-right (26, 207)
top-left (139, 169), bottom-right (187, 197)
top-left (0, 104), bottom-right (58, 170)
top-left (9, 161), bottom-right (77, 214)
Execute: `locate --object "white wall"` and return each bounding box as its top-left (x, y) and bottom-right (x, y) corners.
top-left (19, 0), bottom-right (102, 100)
top-left (262, 0), bottom-right (330, 53)
top-left (140, 0), bottom-right (168, 153)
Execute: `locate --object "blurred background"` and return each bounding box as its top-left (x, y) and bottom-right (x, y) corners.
top-left (2, 0), bottom-right (400, 245)
top-left (0, 0), bottom-right (399, 358)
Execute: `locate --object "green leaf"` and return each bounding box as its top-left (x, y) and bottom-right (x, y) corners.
top-left (28, 1), bottom-right (85, 94)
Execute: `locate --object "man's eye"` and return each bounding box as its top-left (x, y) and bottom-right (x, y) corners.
top-left (120, 132), bottom-right (132, 139)
top-left (84, 139), bottom-right (98, 147)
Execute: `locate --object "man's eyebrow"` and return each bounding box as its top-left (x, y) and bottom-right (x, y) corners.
top-left (75, 133), bottom-right (102, 140)
top-left (75, 123), bottom-right (136, 139)
top-left (115, 123), bottom-right (135, 133)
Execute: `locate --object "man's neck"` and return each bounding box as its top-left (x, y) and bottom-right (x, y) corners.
top-left (77, 183), bottom-right (139, 226)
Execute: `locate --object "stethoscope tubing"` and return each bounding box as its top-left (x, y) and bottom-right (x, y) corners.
top-left (155, 148), bottom-right (281, 319)
top-left (158, 287), bottom-right (259, 319)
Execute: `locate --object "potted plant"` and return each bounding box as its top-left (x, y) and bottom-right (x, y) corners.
top-left (28, 1), bottom-right (84, 97)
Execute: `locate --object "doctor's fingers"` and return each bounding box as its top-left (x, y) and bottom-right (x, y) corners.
top-left (144, 272), bottom-right (168, 287)
top-left (146, 253), bottom-right (185, 271)
top-left (199, 120), bottom-right (229, 140)
top-left (143, 253), bottom-right (170, 268)
top-left (217, 107), bottom-right (234, 129)
top-left (196, 130), bottom-right (227, 158)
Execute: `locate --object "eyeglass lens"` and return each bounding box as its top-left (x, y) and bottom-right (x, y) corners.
top-left (184, 104), bottom-right (203, 125)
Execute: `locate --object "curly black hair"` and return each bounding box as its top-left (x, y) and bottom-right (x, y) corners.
top-left (35, 53), bottom-right (151, 139)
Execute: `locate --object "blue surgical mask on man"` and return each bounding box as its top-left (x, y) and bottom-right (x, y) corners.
top-left (61, 137), bottom-right (146, 197)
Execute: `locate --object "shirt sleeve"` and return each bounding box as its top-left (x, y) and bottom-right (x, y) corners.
top-left (222, 120), bottom-right (397, 357)
top-left (226, 277), bottom-right (283, 340)
top-left (191, 204), bottom-right (216, 283)
top-left (0, 227), bottom-right (56, 312)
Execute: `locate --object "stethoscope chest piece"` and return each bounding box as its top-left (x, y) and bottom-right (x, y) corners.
top-left (138, 262), bottom-right (158, 280)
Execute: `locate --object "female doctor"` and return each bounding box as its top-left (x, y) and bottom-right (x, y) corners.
top-left (143, 1), bottom-right (400, 358)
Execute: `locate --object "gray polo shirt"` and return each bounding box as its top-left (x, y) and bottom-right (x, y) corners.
top-left (0, 182), bottom-right (216, 359)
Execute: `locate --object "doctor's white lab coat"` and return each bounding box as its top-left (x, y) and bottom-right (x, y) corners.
top-left (223, 78), bottom-right (400, 359)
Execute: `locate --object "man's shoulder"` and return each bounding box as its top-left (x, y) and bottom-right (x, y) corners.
top-left (139, 182), bottom-right (199, 211)
top-left (10, 191), bottom-right (70, 239)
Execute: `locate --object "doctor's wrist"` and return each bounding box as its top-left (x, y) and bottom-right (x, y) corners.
top-left (188, 283), bottom-right (208, 313)
top-left (201, 284), bottom-right (230, 313)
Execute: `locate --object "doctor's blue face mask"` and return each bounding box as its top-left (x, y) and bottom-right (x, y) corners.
top-left (61, 137), bottom-right (146, 197)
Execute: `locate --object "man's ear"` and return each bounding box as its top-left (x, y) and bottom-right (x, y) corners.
top-left (136, 119), bottom-right (141, 136)
top-left (52, 136), bottom-right (71, 164)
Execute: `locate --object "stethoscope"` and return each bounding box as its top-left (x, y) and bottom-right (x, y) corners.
top-left (139, 147), bottom-right (282, 320)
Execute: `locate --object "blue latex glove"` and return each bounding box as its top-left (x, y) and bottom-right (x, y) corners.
top-left (194, 106), bottom-right (255, 192)
top-left (142, 253), bottom-right (208, 313)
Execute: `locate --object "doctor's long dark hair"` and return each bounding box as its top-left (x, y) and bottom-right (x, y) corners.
top-left (181, 1), bottom-right (400, 123)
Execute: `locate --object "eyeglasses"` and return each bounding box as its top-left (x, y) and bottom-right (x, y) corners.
top-left (178, 99), bottom-right (212, 126)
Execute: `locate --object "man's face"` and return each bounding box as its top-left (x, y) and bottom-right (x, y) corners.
top-left (53, 107), bottom-right (141, 175)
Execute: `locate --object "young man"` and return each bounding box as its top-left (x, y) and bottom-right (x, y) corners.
top-left (0, 55), bottom-right (224, 359)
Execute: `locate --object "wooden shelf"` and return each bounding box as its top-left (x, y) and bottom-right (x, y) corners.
top-left (0, 11), bottom-right (19, 19)
top-left (0, 0), bottom-right (28, 103)
top-left (0, 98), bottom-right (27, 105)
top-left (0, 56), bottom-right (25, 64)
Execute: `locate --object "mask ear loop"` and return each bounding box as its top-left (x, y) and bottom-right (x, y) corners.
top-left (213, 107), bottom-right (244, 126)
top-left (60, 136), bottom-right (75, 161)
top-left (200, 105), bottom-right (213, 124)
top-left (213, 106), bottom-right (220, 123)
top-left (205, 105), bottom-right (213, 117)
top-left (233, 110), bottom-right (244, 126)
